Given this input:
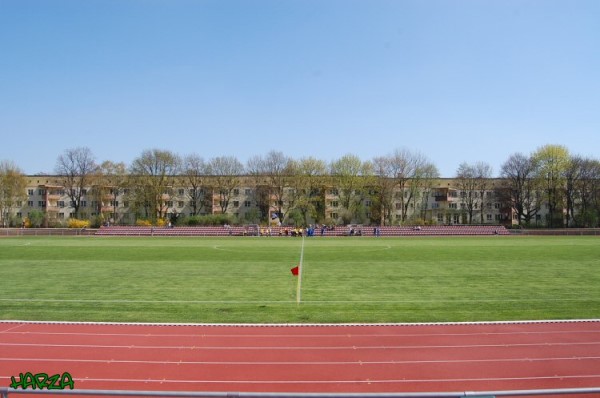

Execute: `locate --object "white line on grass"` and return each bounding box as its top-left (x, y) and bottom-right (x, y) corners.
top-left (0, 297), bottom-right (596, 304)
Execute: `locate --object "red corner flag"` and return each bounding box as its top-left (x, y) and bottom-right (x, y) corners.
top-left (291, 265), bottom-right (299, 276)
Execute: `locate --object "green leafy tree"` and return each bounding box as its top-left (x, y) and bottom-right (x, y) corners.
top-left (0, 161), bottom-right (27, 227)
top-left (330, 154), bottom-right (373, 224)
top-left (532, 144), bottom-right (570, 227)
top-left (28, 209), bottom-right (45, 228)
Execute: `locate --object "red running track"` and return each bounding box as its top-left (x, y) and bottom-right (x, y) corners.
top-left (1, 320), bottom-right (600, 394)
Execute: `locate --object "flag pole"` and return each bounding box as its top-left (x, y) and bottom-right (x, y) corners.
top-left (296, 234), bottom-right (305, 305)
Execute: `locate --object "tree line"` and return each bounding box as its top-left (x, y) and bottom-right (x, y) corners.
top-left (1, 144), bottom-right (600, 228)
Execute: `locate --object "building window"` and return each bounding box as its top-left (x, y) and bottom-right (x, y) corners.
top-left (178, 189), bottom-right (185, 196)
top-left (82, 201), bottom-right (87, 207)
top-left (449, 203), bottom-right (457, 209)
top-left (487, 214), bottom-right (493, 221)
top-left (245, 189), bottom-right (252, 195)
top-left (27, 201), bottom-right (33, 207)
top-left (123, 201), bottom-right (129, 208)
top-left (437, 213), bottom-right (444, 223)
top-left (38, 201), bottom-right (46, 207)
top-left (28, 189), bottom-right (34, 196)
top-left (330, 212), bottom-right (338, 219)
top-left (494, 203), bottom-right (501, 209)
top-left (365, 200), bottom-right (371, 207)
top-left (233, 201), bottom-right (240, 208)
top-left (166, 201), bottom-right (173, 208)
top-left (178, 201), bottom-right (184, 208)
top-left (233, 189), bottom-right (239, 196)
top-left (38, 189), bottom-right (45, 195)
top-left (110, 201), bottom-right (119, 207)
top-left (330, 201), bottom-right (339, 208)
top-left (244, 201), bottom-right (252, 207)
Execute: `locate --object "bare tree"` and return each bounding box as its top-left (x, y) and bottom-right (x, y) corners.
top-left (55, 147), bottom-right (97, 219)
top-left (182, 154), bottom-right (211, 216)
top-left (475, 162), bottom-right (493, 224)
top-left (208, 156), bottom-right (244, 214)
top-left (371, 156), bottom-right (396, 226)
top-left (258, 151), bottom-right (293, 222)
top-left (565, 157), bottom-right (600, 227)
top-left (564, 156), bottom-right (584, 227)
top-left (416, 162), bottom-right (440, 222)
top-left (499, 153), bottom-right (539, 226)
top-left (578, 158), bottom-right (600, 227)
top-left (129, 149), bottom-right (181, 221)
top-left (455, 162), bottom-right (478, 224)
top-left (389, 149), bottom-right (439, 223)
top-left (95, 160), bottom-right (128, 224)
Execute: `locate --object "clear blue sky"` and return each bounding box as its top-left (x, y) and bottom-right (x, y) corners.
top-left (1, 0), bottom-right (599, 177)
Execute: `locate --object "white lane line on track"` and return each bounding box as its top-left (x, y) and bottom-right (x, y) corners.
top-left (0, 324), bottom-right (24, 333)
top-left (2, 375), bottom-right (600, 384)
top-left (2, 356), bottom-right (600, 365)
top-left (2, 341), bottom-right (600, 350)
top-left (2, 329), bottom-right (600, 338)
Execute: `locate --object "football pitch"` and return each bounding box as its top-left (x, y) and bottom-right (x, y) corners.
top-left (0, 235), bottom-right (599, 323)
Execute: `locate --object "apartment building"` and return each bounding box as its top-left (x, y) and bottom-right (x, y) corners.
top-left (8, 175), bottom-right (526, 228)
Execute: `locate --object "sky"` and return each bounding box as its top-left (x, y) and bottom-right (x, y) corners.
top-left (1, 0), bottom-right (599, 177)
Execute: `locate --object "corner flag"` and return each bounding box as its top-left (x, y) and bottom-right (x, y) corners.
top-left (291, 265), bottom-right (299, 276)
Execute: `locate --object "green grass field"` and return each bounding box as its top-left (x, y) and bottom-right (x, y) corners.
top-left (0, 235), bottom-right (599, 323)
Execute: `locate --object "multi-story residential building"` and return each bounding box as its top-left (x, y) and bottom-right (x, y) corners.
top-left (9, 175), bottom-right (546, 227)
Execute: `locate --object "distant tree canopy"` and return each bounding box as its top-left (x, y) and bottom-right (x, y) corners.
top-left (2, 144), bottom-right (599, 227)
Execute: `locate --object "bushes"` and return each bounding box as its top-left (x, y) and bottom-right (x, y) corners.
top-left (183, 214), bottom-right (235, 226)
top-left (68, 218), bottom-right (90, 228)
